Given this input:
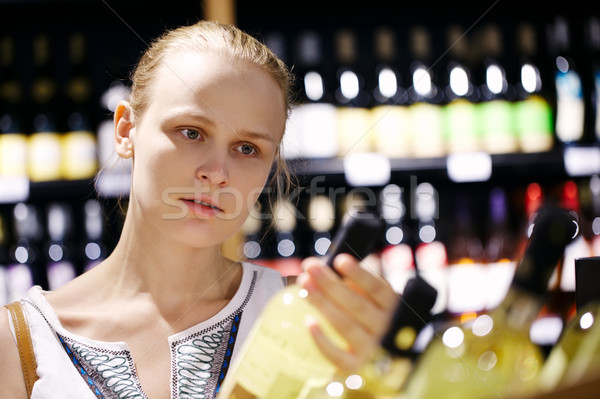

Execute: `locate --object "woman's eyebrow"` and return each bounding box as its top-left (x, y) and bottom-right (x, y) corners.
top-left (237, 130), bottom-right (276, 144)
top-left (166, 109), bottom-right (277, 143)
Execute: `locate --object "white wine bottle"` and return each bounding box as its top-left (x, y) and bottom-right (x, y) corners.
top-left (218, 210), bottom-right (385, 399)
top-left (536, 256), bottom-right (600, 391)
top-left (402, 203), bottom-right (578, 399)
top-left (339, 275), bottom-right (437, 399)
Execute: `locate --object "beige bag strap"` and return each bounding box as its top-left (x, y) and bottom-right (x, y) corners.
top-left (5, 301), bottom-right (38, 398)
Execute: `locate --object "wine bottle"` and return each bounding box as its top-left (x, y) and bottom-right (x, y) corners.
top-left (82, 199), bottom-right (106, 272)
top-left (333, 28), bottom-right (373, 157)
top-left (0, 35), bottom-right (28, 180)
top-left (370, 26), bottom-right (412, 159)
top-left (548, 16), bottom-right (586, 144)
top-left (412, 182), bottom-right (448, 316)
top-left (217, 210), bottom-right (385, 399)
top-left (442, 23), bottom-right (480, 154)
top-left (27, 33), bottom-right (62, 182)
top-left (61, 31), bottom-right (98, 180)
top-left (0, 212), bottom-right (10, 305)
top-left (238, 201), bottom-right (265, 262)
top-left (407, 25), bottom-right (445, 158)
top-left (270, 198), bottom-right (303, 277)
top-left (536, 256), bottom-right (600, 392)
top-left (402, 203), bottom-right (578, 399)
top-left (307, 194), bottom-right (337, 258)
top-left (6, 203), bottom-right (44, 302)
top-left (340, 275), bottom-right (437, 398)
top-left (475, 22), bottom-right (519, 154)
top-left (445, 193), bottom-right (487, 318)
top-left (379, 183), bottom-right (416, 294)
top-left (585, 16), bottom-right (600, 143)
top-left (45, 203), bottom-right (77, 290)
top-left (512, 21), bottom-right (554, 153)
top-left (484, 187), bottom-right (518, 311)
top-left (283, 30), bottom-right (338, 160)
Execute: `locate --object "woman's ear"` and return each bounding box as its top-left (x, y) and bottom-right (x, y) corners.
top-left (114, 101), bottom-right (135, 159)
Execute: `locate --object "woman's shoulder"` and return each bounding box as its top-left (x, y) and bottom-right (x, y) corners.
top-left (0, 305), bottom-right (28, 398)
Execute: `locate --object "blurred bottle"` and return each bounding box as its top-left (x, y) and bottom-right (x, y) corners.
top-left (582, 175), bottom-right (600, 256)
top-left (403, 203), bottom-right (577, 399)
top-left (442, 24), bottom-right (480, 154)
top-left (445, 193), bottom-right (487, 318)
top-left (548, 16), bottom-right (586, 144)
top-left (370, 26), bottom-right (412, 159)
top-left (82, 199), bottom-right (106, 272)
top-left (379, 184), bottom-right (415, 294)
top-left (27, 33), bottom-right (62, 182)
top-left (283, 30), bottom-right (338, 159)
top-left (536, 256), bottom-right (600, 392)
top-left (217, 210), bottom-right (384, 399)
top-left (0, 213), bottom-right (9, 305)
top-left (45, 203), bottom-right (77, 290)
top-left (61, 32), bottom-right (98, 180)
top-left (238, 201), bottom-right (266, 264)
top-left (484, 187), bottom-right (518, 311)
top-left (307, 194), bottom-right (337, 258)
top-left (7, 203), bottom-right (44, 302)
top-left (333, 28), bottom-right (373, 157)
top-left (407, 25), bottom-right (445, 158)
top-left (512, 22), bottom-right (555, 153)
top-left (475, 23), bottom-right (519, 154)
top-left (316, 275), bottom-right (437, 399)
top-left (412, 181), bottom-right (448, 316)
top-left (0, 35), bottom-right (28, 180)
top-left (532, 182), bottom-right (591, 353)
top-left (584, 16), bottom-right (600, 142)
top-left (271, 198), bottom-right (303, 277)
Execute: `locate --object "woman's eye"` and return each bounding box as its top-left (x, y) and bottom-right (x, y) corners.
top-left (181, 129), bottom-right (201, 140)
top-left (237, 143), bottom-right (257, 155)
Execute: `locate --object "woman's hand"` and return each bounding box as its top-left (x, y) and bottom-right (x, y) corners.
top-left (297, 253), bottom-right (399, 373)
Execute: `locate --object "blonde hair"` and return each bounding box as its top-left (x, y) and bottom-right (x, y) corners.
top-left (128, 20), bottom-right (297, 222)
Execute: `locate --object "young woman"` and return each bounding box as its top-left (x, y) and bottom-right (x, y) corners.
top-left (0, 20), bottom-right (397, 398)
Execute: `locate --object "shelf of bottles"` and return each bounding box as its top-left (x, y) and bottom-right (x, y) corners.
top-left (0, 1), bottom-right (598, 330)
top-left (233, 12), bottom-right (600, 391)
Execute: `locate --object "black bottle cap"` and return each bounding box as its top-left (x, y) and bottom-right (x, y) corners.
top-left (325, 210), bottom-right (385, 267)
top-left (381, 275), bottom-right (437, 357)
top-left (513, 203), bottom-right (578, 295)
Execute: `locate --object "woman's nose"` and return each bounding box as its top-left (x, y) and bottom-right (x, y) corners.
top-left (196, 153), bottom-right (229, 186)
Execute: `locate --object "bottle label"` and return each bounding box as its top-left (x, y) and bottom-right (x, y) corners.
top-left (514, 96), bottom-right (553, 153)
top-left (595, 71), bottom-right (600, 140)
top-left (479, 100), bottom-right (518, 154)
top-left (409, 103), bottom-right (444, 158)
top-left (555, 71), bottom-right (585, 143)
top-left (444, 99), bottom-right (479, 153)
top-left (371, 105), bottom-right (412, 158)
top-left (221, 288), bottom-right (342, 399)
top-left (0, 133), bottom-right (28, 177)
top-left (28, 132), bottom-right (62, 181)
top-left (336, 107), bottom-right (373, 156)
top-left (62, 131), bottom-right (98, 180)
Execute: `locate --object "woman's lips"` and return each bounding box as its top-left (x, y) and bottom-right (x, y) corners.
top-left (181, 197), bottom-right (224, 217)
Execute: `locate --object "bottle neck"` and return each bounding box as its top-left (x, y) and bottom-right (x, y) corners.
top-left (495, 287), bottom-right (544, 331)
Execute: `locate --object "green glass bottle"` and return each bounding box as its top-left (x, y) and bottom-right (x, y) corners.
top-left (402, 203), bottom-right (577, 399)
top-left (218, 210), bottom-right (385, 399)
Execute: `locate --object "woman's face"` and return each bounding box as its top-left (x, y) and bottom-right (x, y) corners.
top-left (125, 50), bottom-right (286, 248)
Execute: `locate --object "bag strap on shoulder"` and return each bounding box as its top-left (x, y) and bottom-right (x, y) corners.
top-left (5, 301), bottom-right (38, 398)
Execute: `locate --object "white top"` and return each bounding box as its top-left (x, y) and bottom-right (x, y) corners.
top-left (9, 262), bottom-right (285, 399)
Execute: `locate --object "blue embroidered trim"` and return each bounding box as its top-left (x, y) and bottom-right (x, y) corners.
top-left (58, 335), bottom-right (105, 398)
top-left (214, 312), bottom-right (242, 397)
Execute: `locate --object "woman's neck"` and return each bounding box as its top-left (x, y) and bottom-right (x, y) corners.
top-left (99, 211), bottom-right (242, 312)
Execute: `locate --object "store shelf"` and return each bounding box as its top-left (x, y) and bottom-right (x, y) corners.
top-left (287, 146), bottom-right (592, 186)
top-left (2, 144), bottom-right (598, 204)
